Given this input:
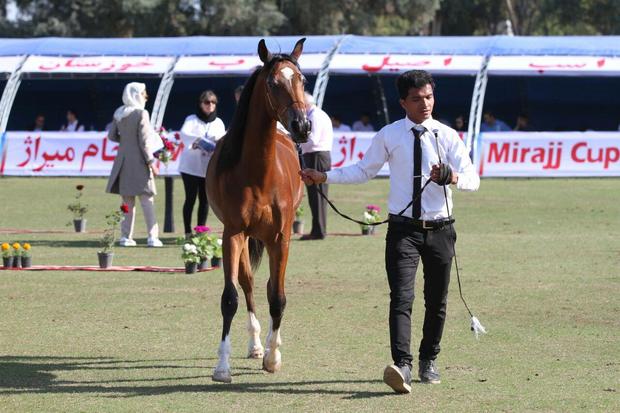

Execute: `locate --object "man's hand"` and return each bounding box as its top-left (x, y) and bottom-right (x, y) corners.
top-left (431, 163), bottom-right (457, 185)
top-left (299, 168), bottom-right (327, 185)
top-left (150, 163), bottom-right (160, 177)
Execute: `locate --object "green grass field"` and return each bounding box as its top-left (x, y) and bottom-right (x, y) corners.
top-left (0, 177), bottom-right (618, 412)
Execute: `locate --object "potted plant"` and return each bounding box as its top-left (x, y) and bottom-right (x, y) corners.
top-left (361, 204), bottom-right (382, 235)
top-left (2, 242), bottom-right (12, 268)
top-left (210, 236), bottom-right (223, 268)
top-left (67, 184), bottom-right (88, 232)
top-left (293, 205), bottom-right (305, 235)
top-left (11, 242), bottom-right (21, 268)
top-left (182, 242), bottom-right (201, 274)
top-left (98, 204), bottom-right (128, 269)
top-left (21, 242), bottom-right (32, 268)
top-left (192, 225), bottom-right (212, 270)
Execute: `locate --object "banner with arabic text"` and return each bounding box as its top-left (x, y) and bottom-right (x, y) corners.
top-left (0, 131), bottom-right (388, 177)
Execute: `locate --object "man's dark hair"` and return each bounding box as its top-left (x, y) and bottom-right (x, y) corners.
top-left (396, 70), bottom-right (435, 100)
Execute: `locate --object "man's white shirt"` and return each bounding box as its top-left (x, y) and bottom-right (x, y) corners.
top-left (326, 117), bottom-right (479, 220)
top-left (300, 106), bottom-right (334, 153)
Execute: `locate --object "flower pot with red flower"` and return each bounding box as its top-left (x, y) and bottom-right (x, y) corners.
top-left (21, 243), bottom-right (32, 268)
top-left (97, 204), bottom-right (129, 269)
top-left (2, 242), bottom-right (13, 268)
top-left (67, 184), bottom-right (88, 232)
top-left (361, 204), bottom-right (382, 235)
top-left (191, 226), bottom-right (213, 270)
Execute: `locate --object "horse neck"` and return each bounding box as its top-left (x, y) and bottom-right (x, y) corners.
top-left (240, 89), bottom-right (279, 176)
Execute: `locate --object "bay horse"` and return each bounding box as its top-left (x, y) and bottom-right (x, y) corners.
top-left (206, 38), bottom-right (311, 383)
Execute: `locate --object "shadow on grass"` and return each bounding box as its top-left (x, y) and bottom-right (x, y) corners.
top-left (0, 355), bottom-right (392, 399)
top-left (25, 238), bottom-right (180, 249)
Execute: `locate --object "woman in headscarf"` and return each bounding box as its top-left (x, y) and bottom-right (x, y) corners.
top-left (106, 82), bottom-right (163, 247)
top-left (178, 90), bottom-right (226, 238)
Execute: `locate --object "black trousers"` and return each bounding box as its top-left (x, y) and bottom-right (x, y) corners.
top-left (303, 151), bottom-right (331, 238)
top-left (180, 172), bottom-right (208, 234)
top-left (385, 221), bottom-right (455, 367)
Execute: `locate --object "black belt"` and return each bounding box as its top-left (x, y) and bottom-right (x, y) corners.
top-left (388, 214), bottom-right (454, 230)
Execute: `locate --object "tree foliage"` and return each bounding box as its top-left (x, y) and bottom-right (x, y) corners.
top-left (0, 0), bottom-right (617, 37)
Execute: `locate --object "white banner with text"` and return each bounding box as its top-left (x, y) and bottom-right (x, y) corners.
top-left (476, 132), bottom-right (620, 177)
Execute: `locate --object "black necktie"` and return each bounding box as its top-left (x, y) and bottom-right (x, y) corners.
top-left (412, 127), bottom-right (423, 219)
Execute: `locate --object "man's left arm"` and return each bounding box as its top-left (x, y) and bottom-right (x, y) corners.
top-left (447, 131), bottom-right (480, 191)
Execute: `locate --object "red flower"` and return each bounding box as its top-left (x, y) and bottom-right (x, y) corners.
top-left (76, 185), bottom-right (84, 191)
top-left (194, 225), bottom-right (210, 234)
top-left (164, 140), bottom-right (175, 151)
top-left (174, 132), bottom-right (181, 141)
top-left (120, 203), bottom-right (129, 214)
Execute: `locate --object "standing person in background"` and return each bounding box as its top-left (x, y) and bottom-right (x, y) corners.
top-left (178, 90), bottom-right (226, 239)
top-left (352, 112), bottom-right (375, 132)
top-left (300, 70), bottom-right (480, 393)
top-left (299, 92), bottom-right (333, 241)
top-left (106, 82), bottom-right (163, 248)
top-left (60, 109), bottom-right (85, 132)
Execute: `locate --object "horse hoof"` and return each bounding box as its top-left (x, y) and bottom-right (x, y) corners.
top-left (262, 353), bottom-right (282, 373)
top-left (212, 369), bottom-right (232, 383)
top-left (247, 348), bottom-right (264, 359)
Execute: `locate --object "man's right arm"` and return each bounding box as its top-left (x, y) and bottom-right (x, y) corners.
top-left (300, 128), bottom-right (388, 185)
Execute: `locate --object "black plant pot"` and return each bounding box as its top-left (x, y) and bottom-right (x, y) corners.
top-left (12, 255), bottom-right (22, 268)
top-left (211, 257), bottom-right (221, 268)
top-left (3, 256), bottom-right (13, 268)
top-left (97, 252), bottom-right (113, 269)
top-left (199, 258), bottom-right (210, 271)
top-left (74, 219), bottom-right (87, 233)
top-left (21, 256), bottom-right (32, 268)
top-left (361, 227), bottom-right (371, 235)
top-left (185, 262), bottom-right (198, 274)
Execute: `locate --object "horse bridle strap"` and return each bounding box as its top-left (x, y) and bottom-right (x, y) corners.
top-left (296, 144), bottom-right (429, 227)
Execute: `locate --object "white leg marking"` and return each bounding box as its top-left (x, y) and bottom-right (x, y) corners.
top-left (212, 335), bottom-right (232, 383)
top-left (247, 312), bottom-right (264, 359)
top-left (263, 318), bottom-right (282, 373)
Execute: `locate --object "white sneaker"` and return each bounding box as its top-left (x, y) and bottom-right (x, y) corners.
top-left (119, 237), bottom-right (137, 247)
top-left (147, 237), bottom-right (163, 247)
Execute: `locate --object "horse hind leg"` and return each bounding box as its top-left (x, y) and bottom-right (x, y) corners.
top-left (238, 244), bottom-right (264, 359)
top-left (212, 232), bottom-right (244, 383)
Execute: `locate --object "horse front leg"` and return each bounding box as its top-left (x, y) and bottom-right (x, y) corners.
top-left (212, 230), bottom-right (245, 383)
top-left (238, 241), bottom-right (264, 359)
top-left (263, 236), bottom-right (291, 373)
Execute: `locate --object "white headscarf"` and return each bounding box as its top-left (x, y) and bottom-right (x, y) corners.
top-left (113, 82), bottom-right (147, 122)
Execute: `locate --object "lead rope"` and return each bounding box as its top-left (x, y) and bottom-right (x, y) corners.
top-left (432, 129), bottom-right (487, 339)
top-left (296, 144), bottom-right (430, 227)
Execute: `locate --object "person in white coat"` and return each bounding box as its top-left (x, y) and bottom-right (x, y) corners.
top-left (178, 90), bottom-right (226, 237)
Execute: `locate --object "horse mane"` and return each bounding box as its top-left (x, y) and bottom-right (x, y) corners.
top-left (215, 54), bottom-right (300, 175)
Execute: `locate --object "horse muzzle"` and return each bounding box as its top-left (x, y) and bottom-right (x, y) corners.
top-left (288, 111), bottom-right (311, 143)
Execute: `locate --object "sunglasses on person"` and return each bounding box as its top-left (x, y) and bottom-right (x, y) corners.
top-left (202, 100), bottom-right (217, 105)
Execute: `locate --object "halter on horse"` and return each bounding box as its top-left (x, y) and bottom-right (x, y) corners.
top-left (206, 38), bottom-right (310, 383)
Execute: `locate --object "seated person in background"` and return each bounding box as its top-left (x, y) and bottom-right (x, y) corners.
top-left (452, 114), bottom-right (467, 132)
top-left (513, 113), bottom-right (532, 131)
top-left (30, 114), bottom-right (45, 131)
top-left (480, 110), bottom-right (511, 132)
top-left (331, 114), bottom-right (351, 132)
top-left (234, 85), bottom-right (244, 104)
top-left (60, 109), bottom-right (85, 132)
top-left (352, 112), bottom-right (375, 132)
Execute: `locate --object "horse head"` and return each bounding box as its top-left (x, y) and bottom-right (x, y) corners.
top-left (258, 38), bottom-right (311, 144)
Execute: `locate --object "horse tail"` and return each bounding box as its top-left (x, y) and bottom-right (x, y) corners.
top-left (248, 237), bottom-right (264, 274)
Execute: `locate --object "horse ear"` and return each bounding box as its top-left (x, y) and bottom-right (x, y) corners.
top-left (258, 39), bottom-right (272, 63)
top-left (291, 38), bottom-right (306, 61)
